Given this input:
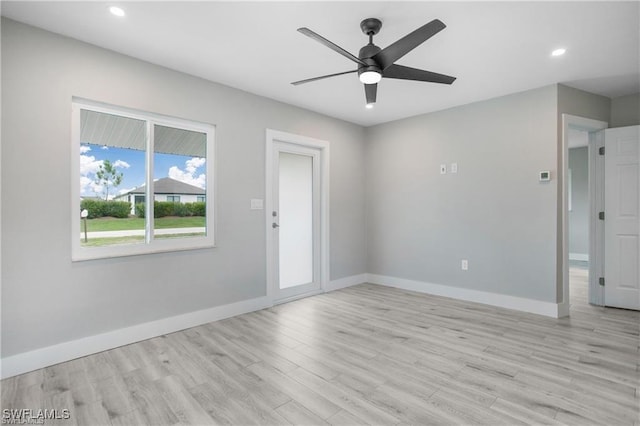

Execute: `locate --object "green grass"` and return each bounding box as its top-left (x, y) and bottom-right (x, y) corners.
top-left (80, 232), bottom-right (205, 247)
top-left (83, 216), bottom-right (205, 232)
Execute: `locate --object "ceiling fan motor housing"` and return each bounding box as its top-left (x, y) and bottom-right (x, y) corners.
top-left (358, 43), bottom-right (382, 77)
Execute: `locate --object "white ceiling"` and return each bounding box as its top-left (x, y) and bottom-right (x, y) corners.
top-left (2, 1), bottom-right (639, 127)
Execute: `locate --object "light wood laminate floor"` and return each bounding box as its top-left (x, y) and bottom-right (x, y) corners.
top-left (2, 270), bottom-right (639, 425)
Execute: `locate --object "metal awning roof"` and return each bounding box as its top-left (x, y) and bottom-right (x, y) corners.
top-left (80, 109), bottom-right (206, 157)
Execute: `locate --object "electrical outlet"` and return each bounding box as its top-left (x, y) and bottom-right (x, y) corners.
top-left (451, 163), bottom-right (458, 173)
top-left (440, 164), bottom-right (447, 174)
top-left (461, 259), bottom-right (468, 270)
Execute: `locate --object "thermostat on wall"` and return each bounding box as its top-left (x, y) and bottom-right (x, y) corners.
top-left (539, 171), bottom-right (551, 182)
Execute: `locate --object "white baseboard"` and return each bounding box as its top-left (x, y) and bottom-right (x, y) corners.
top-left (557, 302), bottom-right (570, 318)
top-left (0, 272), bottom-right (563, 379)
top-left (569, 253), bottom-right (589, 262)
top-left (325, 273), bottom-right (368, 292)
top-left (1, 296), bottom-right (271, 380)
top-left (367, 274), bottom-right (562, 318)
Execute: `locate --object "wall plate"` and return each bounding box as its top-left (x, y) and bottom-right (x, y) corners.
top-left (539, 171), bottom-right (551, 182)
top-left (250, 198), bottom-right (264, 210)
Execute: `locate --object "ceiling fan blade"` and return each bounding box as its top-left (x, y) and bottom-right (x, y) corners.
top-left (383, 64), bottom-right (456, 84)
top-left (372, 19), bottom-right (446, 70)
top-left (365, 83), bottom-right (377, 104)
top-left (298, 28), bottom-right (367, 66)
top-left (291, 70), bottom-right (357, 86)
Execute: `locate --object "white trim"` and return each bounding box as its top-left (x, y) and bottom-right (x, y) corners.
top-left (561, 114), bottom-right (608, 309)
top-left (569, 253), bottom-right (589, 262)
top-left (1, 270), bottom-right (577, 379)
top-left (588, 130), bottom-right (606, 306)
top-left (557, 302), bottom-right (570, 318)
top-left (568, 168), bottom-right (573, 212)
top-left (367, 274), bottom-right (563, 318)
top-left (265, 129), bottom-right (330, 304)
top-left (273, 289), bottom-right (324, 306)
top-left (0, 296), bottom-right (271, 380)
top-left (325, 274), bottom-right (368, 292)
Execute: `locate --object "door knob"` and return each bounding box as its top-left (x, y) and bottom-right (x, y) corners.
top-left (272, 222), bottom-right (280, 228)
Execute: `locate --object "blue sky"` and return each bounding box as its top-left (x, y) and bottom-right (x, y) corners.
top-left (80, 144), bottom-right (206, 198)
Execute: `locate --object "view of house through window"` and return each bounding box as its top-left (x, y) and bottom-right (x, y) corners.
top-left (76, 104), bottom-right (212, 256)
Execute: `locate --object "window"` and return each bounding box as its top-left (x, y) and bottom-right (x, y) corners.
top-left (72, 99), bottom-right (215, 261)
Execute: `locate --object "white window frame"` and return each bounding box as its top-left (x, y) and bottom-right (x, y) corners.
top-left (71, 98), bottom-right (215, 261)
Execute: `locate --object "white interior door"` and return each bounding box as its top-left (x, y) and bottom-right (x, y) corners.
top-left (604, 125), bottom-right (640, 310)
top-left (272, 142), bottom-right (321, 302)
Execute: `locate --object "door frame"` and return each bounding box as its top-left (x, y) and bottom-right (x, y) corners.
top-left (561, 114), bottom-right (608, 314)
top-left (265, 129), bottom-right (330, 304)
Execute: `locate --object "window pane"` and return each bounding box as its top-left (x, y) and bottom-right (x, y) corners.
top-left (79, 109), bottom-right (146, 247)
top-left (152, 124), bottom-right (207, 240)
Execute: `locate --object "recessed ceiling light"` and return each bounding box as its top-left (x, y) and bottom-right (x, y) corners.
top-left (551, 48), bottom-right (566, 57)
top-left (109, 6), bottom-right (125, 17)
top-left (365, 103), bottom-right (374, 109)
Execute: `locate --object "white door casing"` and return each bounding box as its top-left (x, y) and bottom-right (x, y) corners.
top-left (604, 126), bottom-right (640, 310)
top-left (589, 130), bottom-right (606, 306)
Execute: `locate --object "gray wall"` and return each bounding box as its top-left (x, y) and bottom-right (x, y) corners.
top-left (365, 85), bottom-right (559, 302)
top-left (568, 147), bottom-right (589, 257)
top-left (610, 93), bottom-right (640, 127)
top-left (1, 19), bottom-right (367, 357)
top-left (557, 85), bottom-right (611, 124)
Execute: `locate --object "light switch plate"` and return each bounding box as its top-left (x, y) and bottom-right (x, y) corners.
top-left (451, 163), bottom-right (458, 173)
top-left (250, 199), bottom-right (264, 210)
top-left (461, 259), bottom-right (468, 270)
top-left (440, 164), bottom-right (447, 174)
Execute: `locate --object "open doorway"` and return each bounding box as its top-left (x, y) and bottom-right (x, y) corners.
top-left (561, 114), bottom-right (608, 314)
top-left (568, 130), bottom-right (590, 307)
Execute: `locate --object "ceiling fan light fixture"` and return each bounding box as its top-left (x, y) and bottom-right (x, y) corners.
top-left (359, 70), bottom-right (382, 84)
top-left (365, 103), bottom-right (374, 109)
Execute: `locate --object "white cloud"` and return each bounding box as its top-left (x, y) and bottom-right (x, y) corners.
top-left (80, 176), bottom-right (93, 194)
top-left (186, 157), bottom-right (206, 173)
top-left (80, 154), bottom-right (103, 176)
top-left (80, 145), bottom-right (91, 154)
top-left (118, 186), bottom-right (136, 195)
top-left (113, 159), bottom-right (130, 169)
top-left (168, 157), bottom-right (206, 189)
top-left (101, 146), bottom-right (109, 150)
top-left (80, 175), bottom-right (103, 196)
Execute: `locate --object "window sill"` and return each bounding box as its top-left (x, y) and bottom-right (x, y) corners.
top-left (71, 237), bottom-right (216, 262)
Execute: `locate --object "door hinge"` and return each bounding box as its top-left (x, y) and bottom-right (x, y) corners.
top-left (598, 211), bottom-right (605, 220)
top-left (599, 146), bottom-right (605, 155)
top-left (599, 277), bottom-right (605, 286)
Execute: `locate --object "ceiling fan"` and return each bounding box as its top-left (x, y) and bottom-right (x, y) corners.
top-left (292, 18), bottom-right (456, 107)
